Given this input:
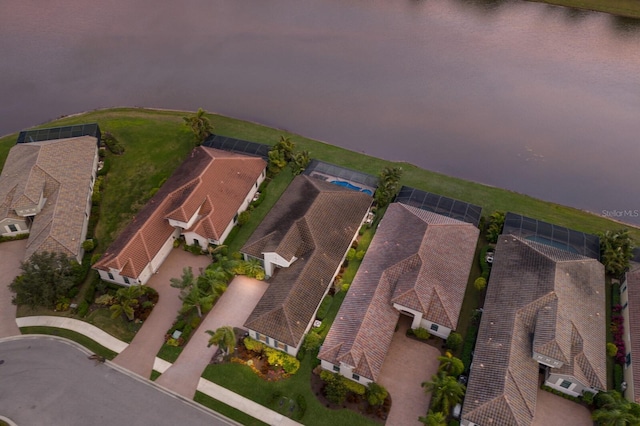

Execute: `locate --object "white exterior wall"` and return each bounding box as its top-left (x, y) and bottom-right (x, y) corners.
top-left (150, 229), bottom-right (180, 272)
top-left (76, 149), bottom-right (99, 264)
top-left (320, 360), bottom-right (373, 386)
top-left (263, 252), bottom-right (296, 278)
top-left (393, 303), bottom-right (452, 339)
top-left (247, 329), bottom-right (299, 357)
top-left (545, 373), bottom-right (590, 397)
top-left (0, 219), bottom-right (29, 236)
top-left (460, 419), bottom-right (478, 426)
top-left (183, 231), bottom-right (208, 250)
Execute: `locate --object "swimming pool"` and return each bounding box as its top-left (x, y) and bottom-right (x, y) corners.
top-left (525, 235), bottom-right (579, 254)
top-left (331, 180), bottom-right (373, 195)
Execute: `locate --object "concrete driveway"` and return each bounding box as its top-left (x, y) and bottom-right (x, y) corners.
top-left (377, 315), bottom-right (441, 426)
top-left (0, 239), bottom-right (27, 338)
top-left (156, 276), bottom-right (268, 398)
top-left (113, 249), bottom-right (211, 378)
top-left (0, 336), bottom-right (236, 426)
top-left (532, 387), bottom-right (592, 426)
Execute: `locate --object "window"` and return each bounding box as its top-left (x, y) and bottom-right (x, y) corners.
top-left (430, 324), bottom-right (439, 332)
top-left (627, 353), bottom-right (632, 367)
top-left (622, 285), bottom-right (628, 293)
top-left (234, 213), bottom-right (239, 223)
top-left (124, 276), bottom-right (130, 285)
top-left (333, 365), bottom-right (340, 372)
top-left (352, 373), bottom-right (360, 381)
top-left (560, 380), bottom-right (572, 389)
top-left (8, 224), bottom-right (18, 232)
top-left (623, 302), bottom-right (629, 310)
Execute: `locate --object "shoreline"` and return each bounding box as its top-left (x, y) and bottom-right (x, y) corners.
top-left (1, 106), bottom-right (639, 240)
top-left (528, 0), bottom-right (640, 19)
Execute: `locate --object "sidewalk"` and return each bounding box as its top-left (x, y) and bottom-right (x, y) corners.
top-left (0, 239), bottom-right (27, 338)
top-left (15, 315), bottom-right (301, 426)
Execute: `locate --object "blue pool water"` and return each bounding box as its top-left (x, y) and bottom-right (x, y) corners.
top-left (525, 235), bottom-right (579, 254)
top-left (331, 180), bottom-right (373, 195)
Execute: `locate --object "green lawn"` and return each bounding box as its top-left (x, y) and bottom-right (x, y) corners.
top-left (157, 344), bottom-right (184, 363)
top-left (202, 355), bottom-right (377, 426)
top-left (20, 326), bottom-right (118, 359)
top-left (1, 107), bottom-right (637, 250)
top-left (529, 0), bottom-right (640, 18)
top-left (194, 392), bottom-right (269, 426)
top-left (85, 308), bottom-right (139, 343)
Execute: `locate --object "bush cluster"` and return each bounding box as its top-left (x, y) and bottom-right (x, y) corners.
top-left (541, 384), bottom-right (581, 403)
top-left (0, 233), bottom-right (29, 244)
top-left (102, 132), bottom-right (125, 154)
top-left (244, 337), bottom-right (266, 353)
top-left (611, 314), bottom-right (626, 365)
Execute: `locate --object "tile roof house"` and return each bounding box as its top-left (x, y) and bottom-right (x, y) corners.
top-left (94, 147), bottom-right (266, 286)
top-left (0, 131), bottom-right (99, 263)
top-left (318, 202), bottom-right (479, 385)
top-left (241, 175), bottom-right (372, 356)
top-left (461, 235), bottom-right (606, 426)
top-left (620, 265), bottom-right (640, 403)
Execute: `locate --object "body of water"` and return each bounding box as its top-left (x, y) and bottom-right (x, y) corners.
top-left (1, 0), bottom-right (639, 224)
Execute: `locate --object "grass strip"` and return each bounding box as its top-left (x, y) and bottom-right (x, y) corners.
top-left (194, 391), bottom-right (269, 426)
top-left (20, 326), bottom-right (118, 359)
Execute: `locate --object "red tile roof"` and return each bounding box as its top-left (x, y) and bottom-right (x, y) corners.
top-left (319, 203), bottom-right (479, 381)
top-left (94, 147), bottom-right (265, 279)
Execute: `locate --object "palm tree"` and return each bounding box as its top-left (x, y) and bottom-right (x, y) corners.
top-left (422, 372), bottom-right (466, 414)
top-left (485, 211), bottom-right (505, 243)
top-left (437, 353), bottom-right (464, 377)
top-left (170, 266), bottom-right (195, 290)
top-left (109, 285), bottom-right (143, 321)
top-left (275, 136), bottom-right (296, 162)
top-left (599, 229), bottom-right (634, 277)
top-left (179, 283), bottom-right (214, 318)
top-left (206, 326), bottom-right (236, 356)
top-left (592, 391), bottom-right (640, 426)
top-left (243, 258), bottom-right (266, 280)
top-left (375, 166), bottom-right (403, 207)
top-left (267, 148), bottom-right (287, 176)
top-left (419, 410), bottom-right (447, 426)
top-left (291, 150), bottom-right (311, 175)
top-left (182, 108), bottom-right (213, 144)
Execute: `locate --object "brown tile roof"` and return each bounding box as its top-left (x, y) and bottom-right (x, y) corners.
top-left (623, 266), bottom-right (640, 403)
top-left (243, 175), bottom-right (372, 348)
top-left (318, 203), bottom-right (479, 381)
top-left (462, 235), bottom-right (606, 426)
top-left (94, 147), bottom-right (265, 279)
top-left (0, 136), bottom-right (98, 261)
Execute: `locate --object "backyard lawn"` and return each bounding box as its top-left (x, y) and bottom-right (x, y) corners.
top-left (1, 107), bottom-right (636, 249)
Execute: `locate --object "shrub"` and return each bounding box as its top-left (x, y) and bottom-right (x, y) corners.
top-left (244, 337), bottom-right (265, 353)
top-left (67, 287), bottom-right (79, 299)
top-left (355, 250), bottom-right (365, 261)
top-left (190, 316), bottom-right (202, 329)
top-left (83, 239), bottom-right (95, 252)
top-left (90, 253), bottom-right (102, 265)
top-left (446, 332), bottom-right (463, 352)
top-left (366, 382), bottom-right (388, 406)
top-left (346, 248), bottom-right (356, 261)
top-left (102, 132), bottom-right (125, 154)
top-left (474, 277), bottom-right (487, 292)
top-left (97, 157), bottom-right (111, 176)
top-left (303, 331), bottom-right (322, 352)
top-left (237, 210), bottom-right (251, 226)
top-left (541, 385), bottom-right (581, 403)
top-left (322, 372), bottom-right (348, 405)
top-left (413, 327), bottom-right (431, 340)
top-left (95, 294), bottom-right (115, 306)
top-left (614, 364), bottom-right (624, 390)
top-left (582, 391), bottom-right (595, 406)
top-left (316, 295), bottom-right (333, 321)
top-left (607, 342), bottom-right (619, 357)
top-left (76, 300), bottom-right (90, 317)
top-left (85, 279), bottom-right (97, 303)
top-left (344, 379), bottom-right (366, 396)
top-left (341, 283), bottom-right (351, 293)
top-left (461, 323), bottom-right (479, 371)
top-left (91, 191), bottom-right (101, 206)
top-left (264, 347), bottom-right (300, 374)
top-left (166, 338), bottom-right (180, 347)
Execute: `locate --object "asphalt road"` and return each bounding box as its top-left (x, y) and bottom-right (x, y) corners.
top-left (0, 336), bottom-right (238, 426)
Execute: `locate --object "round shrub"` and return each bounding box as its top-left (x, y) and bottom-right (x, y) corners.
top-left (83, 239), bottom-right (95, 253)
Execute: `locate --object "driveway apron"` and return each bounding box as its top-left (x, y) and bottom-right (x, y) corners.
top-left (378, 315), bottom-right (441, 426)
top-left (113, 249), bottom-right (211, 378)
top-left (155, 276), bottom-right (268, 398)
top-left (0, 239), bottom-right (26, 338)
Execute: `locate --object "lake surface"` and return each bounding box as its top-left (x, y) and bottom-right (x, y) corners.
top-left (1, 0), bottom-right (640, 224)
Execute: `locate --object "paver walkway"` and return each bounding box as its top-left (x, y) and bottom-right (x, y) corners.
top-left (113, 249), bottom-right (211, 378)
top-left (0, 239), bottom-right (27, 338)
top-left (156, 276), bottom-right (268, 398)
top-left (378, 315), bottom-right (441, 426)
top-left (532, 386), bottom-right (592, 426)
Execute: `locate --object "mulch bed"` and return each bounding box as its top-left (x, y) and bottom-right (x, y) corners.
top-left (309, 367), bottom-right (390, 424)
